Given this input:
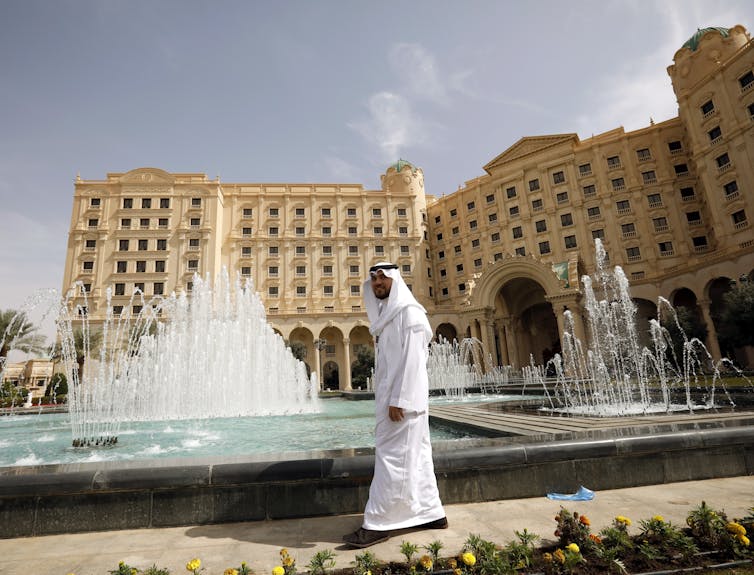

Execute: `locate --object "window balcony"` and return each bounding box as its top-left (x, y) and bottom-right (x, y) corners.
top-left (617, 207), bottom-right (632, 216)
top-left (682, 194), bottom-right (697, 202)
top-left (726, 190), bottom-right (740, 201)
top-left (717, 163), bottom-right (732, 174)
top-left (670, 148), bottom-right (684, 156)
top-left (588, 213), bottom-right (601, 221)
top-left (351, 305), bottom-right (361, 312)
top-left (627, 254), bottom-right (641, 262)
top-left (734, 220), bottom-right (749, 230)
top-left (654, 224), bottom-right (669, 233)
top-left (83, 246), bottom-right (96, 252)
top-left (688, 220), bottom-right (704, 227)
top-left (268, 307), bottom-right (278, 314)
top-left (613, 183), bottom-right (626, 192)
top-left (622, 231), bottom-right (637, 239)
top-left (631, 271), bottom-right (645, 279)
top-left (694, 244), bottom-right (711, 253)
top-left (702, 108), bottom-right (716, 120)
top-left (187, 245), bottom-right (200, 251)
top-left (643, 176), bottom-right (658, 184)
top-left (710, 136), bottom-right (723, 146)
top-left (648, 199), bottom-right (663, 208)
top-left (660, 249), bottom-right (675, 257)
top-left (324, 306), bottom-right (334, 313)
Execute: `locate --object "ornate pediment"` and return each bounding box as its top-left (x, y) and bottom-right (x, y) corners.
top-left (483, 134), bottom-right (578, 174)
top-left (118, 168), bottom-right (176, 185)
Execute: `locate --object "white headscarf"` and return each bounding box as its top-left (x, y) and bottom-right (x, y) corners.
top-left (363, 262), bottom-right (431, 338)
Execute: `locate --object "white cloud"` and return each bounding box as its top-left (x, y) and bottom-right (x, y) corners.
top-left (389, 43), bottom-right (450, 106)
top-left (322, 155), bottom-right (362, 183)
top-left (348, 91), bottom-right (428, 163)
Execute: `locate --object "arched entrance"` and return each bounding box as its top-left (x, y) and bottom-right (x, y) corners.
top-left (435, 323), bottom-right (458, 343)
top-left (323, 360), bottom-right (339, 390)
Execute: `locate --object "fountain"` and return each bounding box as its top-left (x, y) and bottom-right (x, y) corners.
top-left (523, 240), bottom-right (737, 416)
top-left (56, 271), bottom-right (319, 447)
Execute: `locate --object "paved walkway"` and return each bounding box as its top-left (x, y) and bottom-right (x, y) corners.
top-left (3, 476), bottom-right (752, 575)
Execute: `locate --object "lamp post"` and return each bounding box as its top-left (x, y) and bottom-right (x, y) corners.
top-left (314, 338), bottom-right (327, 390)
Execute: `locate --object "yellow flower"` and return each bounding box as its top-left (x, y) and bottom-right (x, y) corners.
top-left (283, 556), bottom-right (294, 567)
top-left (366, 571), bottom-right (371, 575)
top-left (225, 570), bottom-right (239, 575)
top-left (461, 552), bottom-right (476, 566)
top-left (543, 553), bottom-right (552, 563)
top-left (448, 558), bottom-right (457, 569)
top-left (553, 549), bottom-right (566, 564)
top-left (566, 543), bottom-right (580, 553)
top-left (419, 555), bottom-right (433, 570)
top-left (653, 515), bottom-right (664, 522)
top-left (453, 570), bottom-right (462, 575)
top-left (727, 522), bottom-right (747, 536)
top-left (186, 559), bottom-right (202, 573)
top-left (272, 567), bottom-right (285, 575)
top-left (739, 534), bottom-right (750, 547)
top-left (615, 515), bottom-right (632, 526)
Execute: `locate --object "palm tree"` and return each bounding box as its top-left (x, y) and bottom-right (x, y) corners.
top-left (0, 309), bottom-right (47, 360)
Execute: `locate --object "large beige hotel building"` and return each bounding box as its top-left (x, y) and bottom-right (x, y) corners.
top-left (63, 26), bottom-right (754, 388)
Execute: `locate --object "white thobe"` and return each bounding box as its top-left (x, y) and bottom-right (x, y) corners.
top-left (362, 305), bottom-right (445, 531)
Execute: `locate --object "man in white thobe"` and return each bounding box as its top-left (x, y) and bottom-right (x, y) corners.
top-left (343, 262), bottom-right (447, 548)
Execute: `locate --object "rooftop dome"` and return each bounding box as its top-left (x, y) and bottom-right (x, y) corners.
top-left (681, 27), bottom-right (730, 51)
top-left (388, 159), bottom-right (416, 173)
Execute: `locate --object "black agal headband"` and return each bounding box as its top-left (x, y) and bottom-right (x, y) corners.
top-left (369, 263), bottom-right (399, 274)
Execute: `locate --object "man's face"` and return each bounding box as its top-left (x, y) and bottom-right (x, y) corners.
top-left (370, 270), bottom-right (393, 300)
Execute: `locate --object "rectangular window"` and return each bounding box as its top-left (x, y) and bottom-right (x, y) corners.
top-left (488, 212), bottom-right (498, 222)
top-left (268, 246), bottom-right (279, 256)
top-left (636, 148), bottom-right (652, 162)
top-left (241, 246), bottom-right (252, 257)
top-left (158, 218), bottom-right (168, 229)
top-left (82, 261), bottom-right (94, 272)
top-left (268, 226), bottom-right (278, 237)
top-left (85, 239), bottom-right (96, 250)
top-left (491, 232), bottom-right (500, 242)
top-left (136, 261), bottom-right (147, 272)
top-left (400, 245), bottom-right (409, 255)
top-left (449, 208), bottom-right (457, 218)
top-left (191, 197), bottom-right (202, 207)
top-left (611, 177), bottom-right (625, 191)
top-left (123, 198), bottom-right (133, 209)
top-left (642, 170), bottom-right (657, 184)
top-left (659, 241), bottom-right (674, 255)
top-left (668, 140), bottom-right (683, 153)
top-left (458, 283), bottom-right (466, 292)
top-left (738, 70), bottom-right (754, 91)
top-left (561, 213), bottom-right (573, 227)
top-left (397, 207), bottom-right (407, 217)
top-left (154, 282), bottom-right (164, 295)
top-left (583, 184), bottom-right (596, 197)
top-left (451, 226), bottom-right (459, 236)
top-left (240, 266), bottom-right (251, 277)
top-left (268, 266), bottom-right (279, 277)
top-left (121, 218), bottom-right (131, 229)
top-left (564, 235), bottom-right (577, 249)
top-left (621, 223), bottom-right (636, 237)
top-left (716, 153), bottom-right (731, 168)
top-left (159, 198), bottom-right (170, 209)
top-left (535, 219), bottom-right (547, 233)
top-left (375, 245), bottom-right (385, 255)
top-left (114, 283), bottom-right (125, 296)
top-left (528, 178), bottom-right (540, 192)
top-left (724, 180), bottom-right (739, 197)
top-left (268, 286), bottom-right (279, 297)
top-left (89, 197), bottom-right (101, 207)
top-left (467, 201), bottom-right (475, 211)
top-left (323, 265), bottom-right (334, 276)
top-left (155, 260), bottom-right (165, 272)
top-left (436, 232), bottom-right (443, 241)
top-left (455, 263), bottom-right (463, 272)
top-left (269, 207), bottom-right (279, 217)
top-left (616, 199), bottom-right (631, 213)
top-left (243, 208), bottom-right (253, 218)
top-left (607, 155), bottom-right (621, 169)
top-left (532, 198), bottom-right (543, 211)
top-left (512, 226), bottom-right (523, 239)
top-left (347, 207), bottom-right (357, 217)
top-left (141, 198), bottom-right (152, 209)
top-left (295, 207), bottom-right (305, 218)
top-left (471, 238), bottom-right (480, 248)
top-left (296, 286), bottom-right (306, 297)
top-left (88, 218), bottom-right (98, 228)
top-left (469, 220), bottom-right (477, 229)
top-left (296, 265), bottom-right (306, 276)
top-left (242, 227), bottom-right (253, 237)
top-left (556, 191), bottom-right (568, 204)
top-left (474, 258), bottom-right (483, 268)
top-left (509, 205), bottom-right (519, 217)
top-left (321, 207), bottom-right (331, 218)
top-left (372, 207), bottom-right (382, 218)
top-left (680, 186), bottom-right (695, 200)
top-left (708, 125), bottom-right (722, 142)
top-left (553, 170), bottom-right (565, 184)
top-left (701, 99), bottom-right (714, 116)
top-left (647, 193), bottom-right (662, 207)
top-left (188, 238), bottom-right (200, 250)
top-left (514, 247), bottom-right (526, 256)
top-left (350, 285), bottom-right (360, 296)
top-left (539, 241), bottom-right (551, 255)
top-left (348, 245), bottom-right (358, 255)
top-left (686, 211), bottom-right (702, 224)
top-left (486, 193), bottom-right (496, 203)
top-left (692, 236), bottom-right (708, 249)
top-left (587, 206), bottom-right (601, 219)
top-left (295, 245), bottom-right (306, 255)
top-left (140, 218), bottom-right (150, 229)
top-left (453, 245), bottom-right (461, 254)
top-left (119, 239), bottom-right (129, 251)
top-left (157, 239), bottom-right (167, 251)
top-left (578, 163), bottom-right (592, 176)
top-left (373, 226), bottom-right (382, 236)
top-left (323, 285), bottom-right (334, 296)
top-left (732, 209), bottom-right (747, 225)
top-left (626, 246), bottom-right (641, 261)
top-left (322, 226), bottom-right (332, 236)
top-left (138, 239), bottom-right (148, 251)
top-left (440, 268), bottom-right (447, 277)
top-left (592, 228), bottom-right (605, 240)
top-left (653, 217), bottom-right (668, 232)
top-left (349, 264), bottom-right (359, 275)
top-left (494, 252), bottom-right (503, 261)
top-left (322, 245), bottom-right (333, 255)
top-left (438, 250), bottom-right (445, 259)
top-left (295, 226), bottom-right (305, 236)
top-left (348, 226), bottom-right (357, 236)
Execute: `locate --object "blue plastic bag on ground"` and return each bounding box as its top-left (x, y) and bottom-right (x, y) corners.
top-left (546, 485), bottom-right (595, 501)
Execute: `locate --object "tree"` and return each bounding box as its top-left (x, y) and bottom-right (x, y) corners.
top-left (45, 373), bottom-right (68, 403)
top-left (717, 280), bottom-right (754, 349)
top-left (287, 340), bottom-right (307, 362)
top-left (351, 346), bottom-right (375, 389)
top-left (0, 309), bottom-right (47, 360)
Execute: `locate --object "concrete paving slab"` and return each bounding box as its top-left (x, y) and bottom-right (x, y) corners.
top-left (1, 476), bottom-right (752, 575)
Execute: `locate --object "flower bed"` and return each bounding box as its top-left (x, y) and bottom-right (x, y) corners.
top-left (68, 501), bottom-right (753, 575)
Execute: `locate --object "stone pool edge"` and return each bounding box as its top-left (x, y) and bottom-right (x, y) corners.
top-left (0, 426), bottom-right (752, 538)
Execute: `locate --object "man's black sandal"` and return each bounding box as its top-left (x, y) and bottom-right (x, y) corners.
top-left (342, 527), bottom-right (391, 548)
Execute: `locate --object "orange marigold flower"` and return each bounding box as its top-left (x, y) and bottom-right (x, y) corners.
top-left (589, 534), bottom-right (602, 544)
top-left (579, 515), bottom-right (590, 526)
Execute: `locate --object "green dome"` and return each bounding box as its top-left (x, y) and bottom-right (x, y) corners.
top-left (682, 27), bottom-right (730, 51)
top-left (389, 159), bottom-right (416, 173)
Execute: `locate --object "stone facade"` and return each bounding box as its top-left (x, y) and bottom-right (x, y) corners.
top-left (63, 26), bottom-right (754, 385)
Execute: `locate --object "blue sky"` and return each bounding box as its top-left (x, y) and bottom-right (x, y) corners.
top-left (1, 0), bottom-right (752, 326)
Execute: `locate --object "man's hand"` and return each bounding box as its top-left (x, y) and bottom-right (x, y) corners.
top-left (389, 405), bottom-right (404, 421)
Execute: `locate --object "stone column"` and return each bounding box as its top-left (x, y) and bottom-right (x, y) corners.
top-left (502, 316), bottom-right (519, 369)
top-left (484, 311), bottom-right (499, 366)
top-left (495, 319), bottom-right (510, 365)
top-left (314, 346), bottom-right (323, 390)
top-left (698, 299), bottom-right (722, 361)
top-left (342, 338), bottom-right (352, 390)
